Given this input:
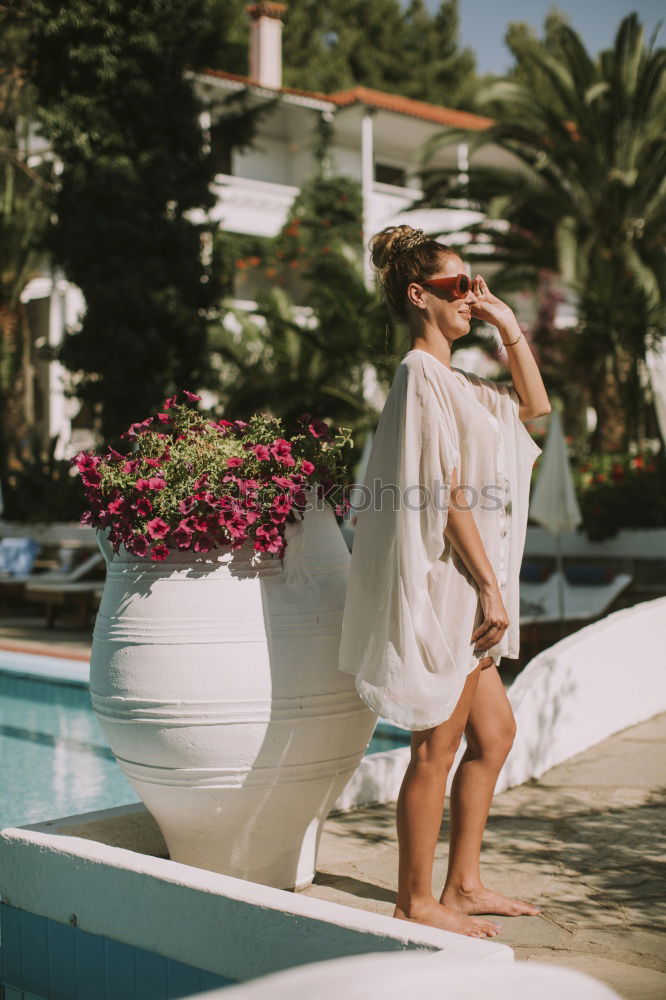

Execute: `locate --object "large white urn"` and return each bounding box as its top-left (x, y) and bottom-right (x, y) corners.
top-left (89, 492), bottom-right (377, 890)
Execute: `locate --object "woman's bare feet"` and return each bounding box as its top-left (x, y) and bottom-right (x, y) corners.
top-left (394, 898), bottom-right (501, 938)
top-left (440, 883), bottom-right (542, 917)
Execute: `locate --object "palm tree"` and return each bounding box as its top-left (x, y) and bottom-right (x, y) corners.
top-left (414, 13), bottom-right (666, 453)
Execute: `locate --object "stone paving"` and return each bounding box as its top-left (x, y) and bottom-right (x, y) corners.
top-left (301, 713), bottom-right (666, 1000)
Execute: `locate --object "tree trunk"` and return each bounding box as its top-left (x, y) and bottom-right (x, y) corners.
top-left (590, 351), bottom-right (626, 453)
top-left (0, 303), bottom-right (28, 480)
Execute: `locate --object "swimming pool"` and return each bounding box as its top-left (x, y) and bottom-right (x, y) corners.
top-left (0, 657), bottom-right (410, 830)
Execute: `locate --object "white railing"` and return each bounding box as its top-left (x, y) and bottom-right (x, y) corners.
top-left (209, 173), bottom-right (300, 237)
top-left (208, 173), bottom-right (486, 244)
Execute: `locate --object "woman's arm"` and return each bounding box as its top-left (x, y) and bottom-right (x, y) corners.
top-left (471, 274), bottom-right (551, 421)
top-left (444, 465), bottom-right (509, 652)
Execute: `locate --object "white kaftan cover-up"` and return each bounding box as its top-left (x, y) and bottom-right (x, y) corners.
top-left (338, 348), bottom-right (542, 731)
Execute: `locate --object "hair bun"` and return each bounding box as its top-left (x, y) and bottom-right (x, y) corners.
top-left (369, 225), bottom-right (430, 271)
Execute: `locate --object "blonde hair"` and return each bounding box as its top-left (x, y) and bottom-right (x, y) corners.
top-left (369, 225), bottom-right (460, 324)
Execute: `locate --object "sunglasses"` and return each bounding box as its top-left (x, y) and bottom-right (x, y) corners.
top-left (421, 274), bottom-right (472, 298)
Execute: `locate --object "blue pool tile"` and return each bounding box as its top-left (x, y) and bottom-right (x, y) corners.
top-left (166, 958), bottom-right (203, 998)
top-left (136, 947), bottom-right (168, 1000)
top-left (20, 910), bottom-right (49, 997)
top-left (75, 928), bottom-right (105, 1000)
top-left (105, 937), bottom-right (136, 997)
top-left (0, 903), bottom-right (22, 987)
top-left (47, 920), bottom-right (77, 1000)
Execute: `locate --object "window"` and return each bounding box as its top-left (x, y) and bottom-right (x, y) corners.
top-left (374, 162), bottom-right (407, 187)
top-left (210, 123), bottom-right (233, 176)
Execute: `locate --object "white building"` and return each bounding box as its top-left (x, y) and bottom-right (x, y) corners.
top-left (22, 0), bottom-right (542, 457)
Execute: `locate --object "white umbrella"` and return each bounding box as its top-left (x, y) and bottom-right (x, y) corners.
top-left (528, 406), bottom-right (582, 631)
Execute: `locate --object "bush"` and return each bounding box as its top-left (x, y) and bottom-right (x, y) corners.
top-left (573, 450), bottom-right (666, 541)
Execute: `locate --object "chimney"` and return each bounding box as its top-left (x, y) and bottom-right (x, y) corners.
top-left (246, 2), bottom-right (287, 89)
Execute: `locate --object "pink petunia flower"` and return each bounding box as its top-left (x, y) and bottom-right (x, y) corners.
top-left (195, 490), bottom-right (218, 508)
top-left (193, 534), bottom-right (214, 553)
top-left (272, 495), bottom-right (293, 515)
top-left (163, 394), bottom-right (178, 409)
top-left (178, 496), bottom-right (196, 515)
top-left (254, 523), bottom-right (283, 554)
top-left (81, 468), bottom-right (101, 487)
top-left (269, 438), bottom-right (296, 467)
top-left (172, 525), bottom-right (193, 549)
top-left (226, 456), bottom-right (243, 468)
top-left (301, 460), bottom-right (315, 475)
top-left (135, 477), bottom-right (167, 491)
top-left (122, 418), bottom-right (153, 440)
top-left (271, 475), bottom-right (298, 490)
top-left (308, 418), bottom-right (330, 439)
top-left (146, 517), bottom-right (169, 540)
top-left (183, 390), bottom-right (202, 402)
top-left (150, 543), bottom-right (170, 561)
top-left (134, 497), bottom-right (153, 516)
top-left (127, 535), bottom-right (149, 557)
top-left (108, 497), bottom-right (129, 516)
top-left (253, 444), bottom-right (271, 460)
top-left (72, 450), bottom-right (99, 471)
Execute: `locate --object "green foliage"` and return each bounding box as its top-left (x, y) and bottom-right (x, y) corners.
top-left (502, 8), bottom-right (574, 116)
top-left (573, 450), bottom-right (666, 540)
top-left (21, 0), bottom-right (243, 444)
top-left (207, 168), bottom-right (388, 473)
top-left (2, 432), bottom-right (85, 522)
top-left (417, 12), bottom-right (666, 453)
top-left (198, 0), bottom-right (480, 109)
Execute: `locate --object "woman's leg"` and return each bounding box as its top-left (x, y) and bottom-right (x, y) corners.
top-left (393, 663), bottom-right (501, 938)
top-left (439, 662), bottom-right (541, 916)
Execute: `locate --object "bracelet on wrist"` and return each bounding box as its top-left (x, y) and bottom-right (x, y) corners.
top-left (501, 332), bottom-right (523, 347)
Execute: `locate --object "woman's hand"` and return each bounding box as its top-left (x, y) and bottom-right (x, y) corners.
top-left (469, 274), bottom-right (514, 329)
top-left (471, 582), bottom-right (509, 652)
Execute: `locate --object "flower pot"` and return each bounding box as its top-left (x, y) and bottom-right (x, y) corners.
top-left (89, 493), bottom-right (377, 890)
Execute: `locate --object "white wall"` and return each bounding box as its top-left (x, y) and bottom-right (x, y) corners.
top-left (334, 597), bottom-right (666, 810)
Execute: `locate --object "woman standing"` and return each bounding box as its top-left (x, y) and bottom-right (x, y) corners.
top-left (338, 226), bottom-right (551, 939)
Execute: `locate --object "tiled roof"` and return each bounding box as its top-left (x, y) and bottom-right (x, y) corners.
top-left (200, 69), bottom-right (494, 131)
top-left (329, 85), bottom-right (493, 131)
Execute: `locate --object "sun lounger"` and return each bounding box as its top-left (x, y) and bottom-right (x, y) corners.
top-left (0, 547), bottom-right (106, 627)
top-left (23, 580), bottom-right (105, 629)
top-left (519, 570), bottom-right (633, 625)
top-left (0, 549), bottom-right (103, 586)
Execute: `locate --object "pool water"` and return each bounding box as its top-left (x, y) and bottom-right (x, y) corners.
top-left (0, 669), bottom-right (409, 830)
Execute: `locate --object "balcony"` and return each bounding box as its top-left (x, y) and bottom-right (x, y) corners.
top-left (209, 173), bottom-right (300, 238)
top-left (207, 173), bottom-right (485, 246)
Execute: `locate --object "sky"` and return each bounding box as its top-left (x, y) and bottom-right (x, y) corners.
top-left (421, 0), bottom-right (664, 75)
